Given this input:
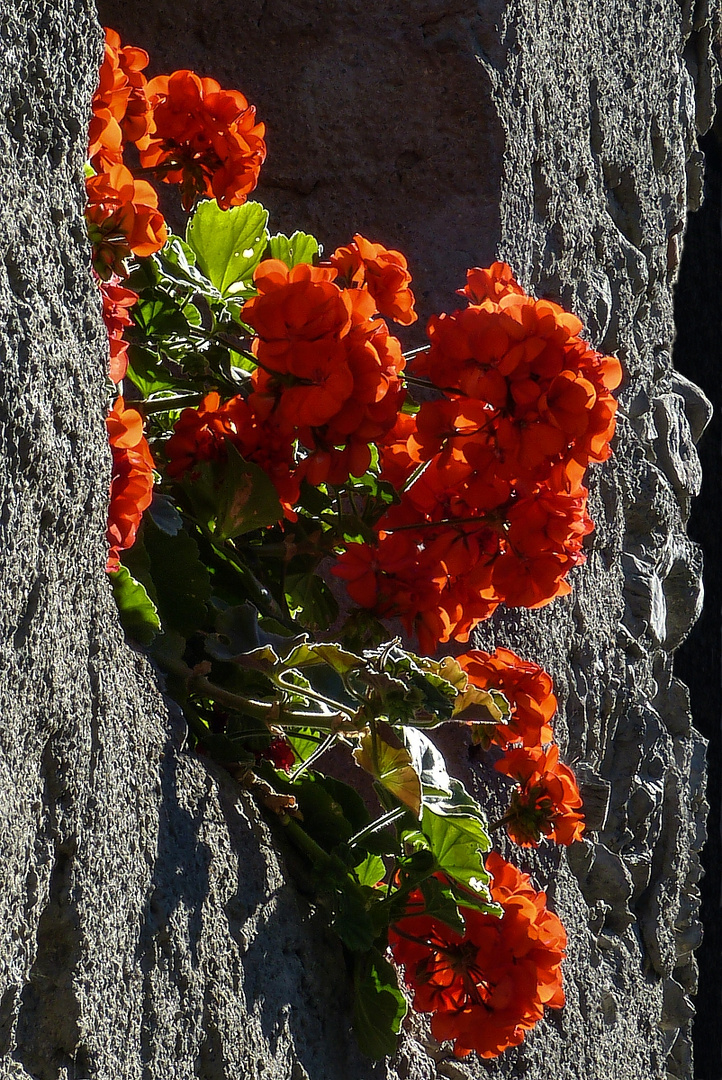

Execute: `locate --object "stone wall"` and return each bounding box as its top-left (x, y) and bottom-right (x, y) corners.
top-left (0, 2), bottom-right (717, 1078)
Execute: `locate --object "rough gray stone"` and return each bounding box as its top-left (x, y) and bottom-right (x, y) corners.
top-left (1, 0), bottom-right (718, 1078)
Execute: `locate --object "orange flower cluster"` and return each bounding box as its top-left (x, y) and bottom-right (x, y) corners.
top-left (242, 257), bottom-right (408, 485)
top-left (99, 277), bottom-right (138, 383)
top-left (389, 853), bottom-right (566, 1059)
top-left (87, 29), bottom-right (266, 275)
top-left (334, 262), bottom-right (621, 652)
top-left (165, 391), bottom-right (299, 514)
top-left (330, 234), bottom-right (417, 326)
top-left (459, 647), bottom-right (585, 848)
top-left (495, 744), bottom-right (585, 847)
top-left (86, 30), bottom-right (167, 277)
top-left (139, 70), bottom-right (266, 211)
top-left (88, 28), bottom-right (153, 171)
top-left (458, 647), bottom-right (556, 748)
top-left (106, 397), bottom-right (154, 571)
top-left (86, 164), bottom-right (167, 279)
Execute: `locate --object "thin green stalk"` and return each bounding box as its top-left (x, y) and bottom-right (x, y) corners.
top-left (348, 807), bottom-right (407, 851)
top-left (369, 716), bottom-right (380, 776)
top-left (273, 674), bottom-right (356, 719)
top-left (289, 732), bottom-right (338, 782)
top-left (185, 670), bottom-right (349, 731)
top-left (142, 394), bottom-right (204, 414)
top-left (188, 673), bottom-right (279, 722)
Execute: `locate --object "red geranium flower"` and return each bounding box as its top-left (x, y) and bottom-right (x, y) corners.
top-left (88, 28), bottom-right (153, 170)
top-left (458, 261), bottom-right (526, 304)
top-left (457, 647), bottom-right (557, 748)
top-left (140, 69), bottom-right (266, 211)
top-left (106, 397), bottom-right (154, 571)
top-left (244, 261), bottom-right (352, 364)
top-left (257, 738), bottom-right (296, 772)
top-left (389, 853), bottom-right (566, 1058)
top-left (165, 391), bottom-right (299, 515)
top-left (85, 163), bottom-right (167, 277)
top-left (331, 262), bottom-right (621, 650)
top-left (495, 744), bottom-right (585, 846)
top-left (244, 262), bottom-right (406, 480)
top-left (99, 277), bottom-right (138, 383)
top-left (330, 234), bottom-right (418, 325)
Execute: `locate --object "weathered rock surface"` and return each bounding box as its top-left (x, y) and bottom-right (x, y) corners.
top-left (1, 1), bottom-right (717, 1078)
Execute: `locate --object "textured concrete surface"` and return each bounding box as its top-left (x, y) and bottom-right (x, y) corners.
top-left (0, 1), bottom-right (717, 1077)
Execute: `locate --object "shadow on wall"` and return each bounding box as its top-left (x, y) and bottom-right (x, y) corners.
top-left (672, 116), bottom-right (722, 1080)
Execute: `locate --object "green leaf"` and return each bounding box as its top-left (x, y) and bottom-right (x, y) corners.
top-left (155, 236), bottom-right (219, 294)
top-left (331, 883), bottom-right (375, 952)
top-left (353, 950), bottom-right (406, 1059)
top-left (315, 773), bottom-right (370, 834)
top-left (402, 727), bottom-right (452, 800)
top-left (120, 532), bottom-right (155, 600)
top-left (186, 200), bottom-right (269, 295)
top-left (394, 846), bottom-right (437, 889)
top-left (418, 875), bottom-right (465, 935)
top-left (210, 642), bottom-right (279, 670)
top-left (108, 565), bottom-right (161, 645)
top-left (133, 293), bottom-right (193, 338)
top-left (452, 684), bottom-right (510, 725)
top-left (420, 806), bottom-right (494, 903)
top-left (284, 572), bottom-right (339, 631)
top-left (143, 519), bottom-right (211, 638)
top-left (148, 493), bottom-right (183, 536)
top-left (425, 776), bottom-right (493, 830)
top-left (204, 603), bottom-right (300, 662)
top-left (352, 853), bottom-right (386, 889)
top-left (124, 256), bottom-right (161, 293)
top-left (354, 730), bottom-right (422, 817)
top-left (358, 643), bottom-right (457, 727)
top-left (228, 348), bottom-right (256, 373)
top-left (126, 345), bottom-right (180, 397)
top-left (286, 727), bottom-right (325, 764)
top-left (267, 230), bottom-right (320, 268)
top-left (213, 443), bottom-right (282, 539)
top-left (281, 640), bottom-right (363, 676)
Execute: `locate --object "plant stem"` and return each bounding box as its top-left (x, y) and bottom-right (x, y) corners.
top-left (142, 393), bottom-right (204, 414)
top-left (281, 817), bottom-right (339, 870)
top-left (289, 732), bottom-right (338, 782)
top-left (163, 660), bottom-right (338, 729)
top-left (274, 674), bottom-right (356, 719)
top-left (348, 806), bottom-right (407, 850)
top-left (188, 672), bottom-right (279, 721)
top-left (402, 373), bottom-right (459, 395)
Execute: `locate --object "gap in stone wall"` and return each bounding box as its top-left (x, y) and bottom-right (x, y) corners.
top-left (672, 115), bottom-right (722, 1080)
